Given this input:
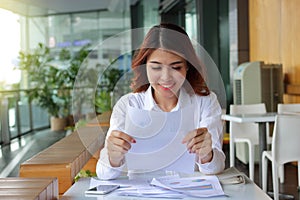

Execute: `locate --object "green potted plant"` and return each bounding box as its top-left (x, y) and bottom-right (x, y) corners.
top-left (94, 67), bottom-right (124, 114)
top-left (18, 43), bottom-right (94, 131)
top-left (18, 43), bottom-right (68, 130)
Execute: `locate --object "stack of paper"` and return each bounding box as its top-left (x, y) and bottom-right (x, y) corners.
top-left (150, 175), bottom-right (225, 198)
top-left (90, 176), bottom-right (187, 198)
top-left (117, 186), bottom-right (187, 198)
top-left (90, 174), bottom-right (226, 198)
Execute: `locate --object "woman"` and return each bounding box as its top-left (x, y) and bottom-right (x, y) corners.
top-left (96, 23), bottom-right (225, 180)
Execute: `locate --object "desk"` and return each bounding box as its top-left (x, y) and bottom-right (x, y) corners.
top-left (221, 112), bottom-right (276, 187)
top-left (61, 168), bottom-right (271, 200)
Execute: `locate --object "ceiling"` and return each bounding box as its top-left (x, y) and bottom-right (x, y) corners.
top-left (0, 0), bottom-right (138, 17)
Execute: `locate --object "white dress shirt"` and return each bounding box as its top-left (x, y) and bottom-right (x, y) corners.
top-left (96, 86), bottom-right (225, 180)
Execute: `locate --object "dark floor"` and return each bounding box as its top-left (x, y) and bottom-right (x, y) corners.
top-left (0, 129), bottom-right (66, 177)
top-left (0, 130), bottom-right (299, 199)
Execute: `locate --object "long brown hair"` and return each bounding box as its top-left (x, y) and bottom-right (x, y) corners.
top-left (131, 23), bottom-right (210, 96)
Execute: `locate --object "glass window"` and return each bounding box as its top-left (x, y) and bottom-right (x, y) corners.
top-left (185, 0), bottom-right (198, 42)
top-left (48, 14), bottom-right (72, 50)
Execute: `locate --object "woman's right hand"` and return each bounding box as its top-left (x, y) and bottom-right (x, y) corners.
top-left (106, 130), bottom-right (136, 167)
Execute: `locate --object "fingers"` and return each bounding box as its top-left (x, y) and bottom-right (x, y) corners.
top-left (182, 127), bottom-right (208, 144)
top-left (186, 132), bottom-right (210, 150)
top-left (110, 130), bottom-right (136, 144)
top-left (189, 135), bottom-right (212, 154)
top-left (107, 139), bottom-right (130, 153)
top-left (107, 130), bottom-right (135, 151)
top-left (106, 130), bottom-right (136, 166)
top-left (182, 127), bottom-right (212, 157)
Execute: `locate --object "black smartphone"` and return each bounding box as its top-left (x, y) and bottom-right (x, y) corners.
top-left (85, 184), bottom-right (120, 195)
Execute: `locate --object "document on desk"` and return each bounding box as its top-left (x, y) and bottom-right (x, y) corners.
top-left (125, 105), bottom-right (196, 174)
top-left (150, 175), bottom-right (225, 198)
top-left (89, 176), bottom-right (186, 198)
top-left (89, 174), bottom-right (225, 198)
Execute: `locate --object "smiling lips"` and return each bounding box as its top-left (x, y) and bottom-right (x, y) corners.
top-left (159, 84), bottom-right (174, 91)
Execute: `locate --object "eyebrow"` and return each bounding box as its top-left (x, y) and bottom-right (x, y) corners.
top-left (148, 61), bottom-right (184, 65)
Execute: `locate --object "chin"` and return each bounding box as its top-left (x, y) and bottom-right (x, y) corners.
top-left (160, 89), bottom-right (179, 98)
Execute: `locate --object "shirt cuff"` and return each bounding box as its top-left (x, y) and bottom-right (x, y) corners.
top-left (196, 148), bottom-right (225, 175)
top-left (96, 148), bottom-right (126, 180)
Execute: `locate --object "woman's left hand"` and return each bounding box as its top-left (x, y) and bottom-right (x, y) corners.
top-left (182, 127), bottom-right (213, 164)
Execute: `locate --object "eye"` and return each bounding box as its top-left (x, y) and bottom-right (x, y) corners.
top-left (150, 65), bottom-right (162, 70)
top-left (171, 66), bottom-right (183, 71)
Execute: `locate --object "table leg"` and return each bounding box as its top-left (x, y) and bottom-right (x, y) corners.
top-left (258, 122), bottom-right (267, 187)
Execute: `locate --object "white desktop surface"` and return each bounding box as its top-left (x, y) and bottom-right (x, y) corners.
top-left (61, 168), bottom-right (271, 200)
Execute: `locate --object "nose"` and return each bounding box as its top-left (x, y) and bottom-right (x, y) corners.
top-left (160, 67), bottom-right (172, 81)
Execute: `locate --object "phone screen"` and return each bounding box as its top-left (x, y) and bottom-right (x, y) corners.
top-left (85, 184), bottom-right (120, 195)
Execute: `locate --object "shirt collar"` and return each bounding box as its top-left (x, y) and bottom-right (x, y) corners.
top-left (144, 86), bottom-right (155, 110)
top-left (143, 86), bottom-right (192, 111)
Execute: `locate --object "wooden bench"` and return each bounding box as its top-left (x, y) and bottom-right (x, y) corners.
top-left (0, 177), bottom-right (58, 200)
top-left (19, 118), bottom-right (108, 195)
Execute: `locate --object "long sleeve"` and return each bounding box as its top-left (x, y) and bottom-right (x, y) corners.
top-left (195, 92), bottom-right (225, 174)
top-left (96, 147), bottom-right (125, 180)
top-left (96, 94), bottom-right (129, 180)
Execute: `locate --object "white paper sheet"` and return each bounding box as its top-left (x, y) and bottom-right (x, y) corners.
top-left (150, 175), bottom-right (225, 198)
top-left (89, 173), bottom-right (225, 199)
top-left (125, 105), bottom-right (196, 174)
top-left (89, 177), bottom-right (186, 199)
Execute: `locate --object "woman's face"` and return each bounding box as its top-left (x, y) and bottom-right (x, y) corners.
top-left (146, 49), bottom-right (188, 100)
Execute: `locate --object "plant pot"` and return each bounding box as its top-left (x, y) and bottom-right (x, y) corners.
top-left (66, 115), bottom-right (75, 127)
top-left (50, 116), bottom-right (67, 131)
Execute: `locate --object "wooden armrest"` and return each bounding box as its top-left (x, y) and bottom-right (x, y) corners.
top-left (0, 177), bottom-right (58, 200)
top-left (19, 125), bottom-right (107, 195)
